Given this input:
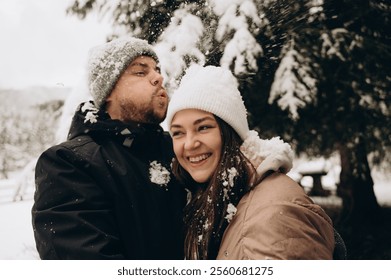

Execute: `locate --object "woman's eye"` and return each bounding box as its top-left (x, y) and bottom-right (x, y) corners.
top-left (171, 131), bottom-right (183, 137)
top-left (199, 125), bottom-right (211, 131)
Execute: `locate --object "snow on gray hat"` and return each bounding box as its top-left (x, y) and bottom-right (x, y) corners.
top-left (87, 36), bottom-right (159, 108)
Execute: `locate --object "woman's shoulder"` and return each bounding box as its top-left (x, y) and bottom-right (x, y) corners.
top-left (251, 172), bottom-right (311, 204)
top-left (218, 172), bottom-right (335, 259)
top-left (248, 172), bottom-right (333, 225)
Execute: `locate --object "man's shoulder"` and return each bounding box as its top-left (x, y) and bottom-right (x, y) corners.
top-left (40, 135), bottom-right (98, 161)
top-left (50, 135), bottom-right (96, 151)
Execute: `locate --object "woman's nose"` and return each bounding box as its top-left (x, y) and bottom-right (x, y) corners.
top-left (184, 135), bottom-right (200, 150)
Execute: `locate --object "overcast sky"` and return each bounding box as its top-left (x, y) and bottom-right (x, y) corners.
top-left (0, 0), bottom-right (111, 89)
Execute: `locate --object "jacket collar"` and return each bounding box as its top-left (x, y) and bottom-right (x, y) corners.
top-left (67, 101), bottom-right (164, 146)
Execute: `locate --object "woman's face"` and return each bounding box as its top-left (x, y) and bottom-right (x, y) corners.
top-left (170, 109), bottom-right (222, 183)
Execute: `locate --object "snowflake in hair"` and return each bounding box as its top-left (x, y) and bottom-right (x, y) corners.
top-left (225, 203), bottom-right (237, 223)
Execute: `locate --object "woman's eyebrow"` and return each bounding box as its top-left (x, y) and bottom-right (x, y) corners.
top-left (193, 117), bottom-right (215, 125)
top-left (170, 124), bottom-right (182, 129)
top-left (171, 117), bottom-right (215, 129)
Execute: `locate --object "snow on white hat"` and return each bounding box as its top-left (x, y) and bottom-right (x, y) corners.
top-left (166, 65), bottom-right (249, 140)
top-left (87, 36), bottom-right (159, 108)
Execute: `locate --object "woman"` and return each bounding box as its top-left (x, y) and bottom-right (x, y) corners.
top-left (166, 65), bottom-right (343, 260)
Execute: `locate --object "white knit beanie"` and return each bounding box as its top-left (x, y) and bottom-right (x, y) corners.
top-left (87, 36), bottom-right (159, 108)
top-left (166, 65), bottom-right (249, 140)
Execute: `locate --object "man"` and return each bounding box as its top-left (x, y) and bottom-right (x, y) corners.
top-left (32, 37), bottom-right (185, 259)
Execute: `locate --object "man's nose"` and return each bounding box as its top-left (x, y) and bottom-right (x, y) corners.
top-left (151, 71), bottom-right (163, 86)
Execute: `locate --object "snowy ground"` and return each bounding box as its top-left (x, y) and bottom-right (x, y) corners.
top-left (0, 199), bottom-right (39, 260)
top-left (0, 174), bottom-right (390, 260)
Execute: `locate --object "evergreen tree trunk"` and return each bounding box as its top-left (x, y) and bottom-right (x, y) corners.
top-left (336, 137), bottom-right (381, 228)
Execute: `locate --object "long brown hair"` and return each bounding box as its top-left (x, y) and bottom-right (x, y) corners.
top-left (172, 116), bottom-right (255, 259)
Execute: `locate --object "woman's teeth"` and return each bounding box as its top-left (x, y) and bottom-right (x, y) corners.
top-left (189, 154), bottom-right (210, 163)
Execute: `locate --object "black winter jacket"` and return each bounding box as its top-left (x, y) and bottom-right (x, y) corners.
top-left (32, 101), bottom-right (185, 259)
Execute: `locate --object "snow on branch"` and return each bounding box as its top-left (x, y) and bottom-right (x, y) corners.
top-left (220, 29), bottom-right (262, 74)
top-left (269, 40), bottom-right (317, 120)
top-left (320, 28), bottom-right (360, 61)
top-left (155, 8), bottom-right (205, 91)
top-left (307, 0), bottom-right (325, 23)
top-left (212, 0), bottom-right (264, 75)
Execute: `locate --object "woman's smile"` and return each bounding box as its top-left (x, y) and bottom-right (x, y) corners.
top-left (188, 153), bottom-right (212, 164)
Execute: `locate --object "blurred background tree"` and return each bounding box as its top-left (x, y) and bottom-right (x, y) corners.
top-left (0, 97), bottom-right (64, 179)
top-left (67, 0), bottom-right (391, 232)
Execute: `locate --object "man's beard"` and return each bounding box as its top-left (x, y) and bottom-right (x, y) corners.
top-left (119, 99), bottom-right (166, 124)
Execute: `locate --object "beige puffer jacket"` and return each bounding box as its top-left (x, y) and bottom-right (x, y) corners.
top-left (216, 132), bottom-right (335, 259)
top-left (217, 172), bottom-right (335, 259)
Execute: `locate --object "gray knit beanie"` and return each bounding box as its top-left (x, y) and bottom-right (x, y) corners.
top-left (87, 36), bottom-right (159, 108)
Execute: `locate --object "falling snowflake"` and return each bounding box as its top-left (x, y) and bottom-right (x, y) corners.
top-left (225, 203), bottom-right (237, 222)
top-left (149, 161), bottom-right (171, 187)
